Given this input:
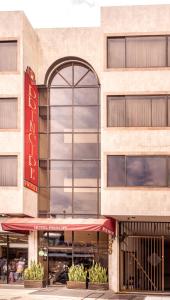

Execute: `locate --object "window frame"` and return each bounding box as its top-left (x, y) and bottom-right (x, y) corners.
top-left (38, 61), bottom-right (100, 217)
top-left (106, 34), bottom-right (169, 69)
top-left (107, 94), bottom-right (170, 128)
top-left (0, 97), bottom-right (18, 129)
top-left (0, 39), bottom-right (18, 73)
top-left (0, 155), bottom-right (18, 187)
top-left (107, 155), bottom-right (170, 188)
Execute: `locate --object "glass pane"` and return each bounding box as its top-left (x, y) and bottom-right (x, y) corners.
top-left (39, 188), bottom-right (50, 213)
top-left (48, 231), bottom-right (72, 247)
top-left (58, 64), bottom-right (72, 85)
top-left (127, 156), bottom-right (167, 186)
top-left (74, 88), bottom-right (98, 105)
top-left (50, 134), bottom-right (72, 159)
top-left (0, 41), bottom-right (17, 71)
top-left (50, 161), bottom-right (72, 187)
top-left (73, 231), bottom-right (97, 267)
top-left (73, 188), bottom-right (98, 214)
top-left (50, 107), bottom-right (72, 132)
top-left (74, 106), bottom-right (98, 132)
top-left (38, 231), bottom-right (48, 248)
top-left (74, 134), bottom-right (98, 159)
top-left (74, 232), bottom-right (97, 246)
top-left (152, 97), bottom-right (167, 126)
top-left (107, 38), bottom-right (125, 68)
top-left (39, 88), bottom-right (48, 106)
top-left (126, 36), bottom-right (166, 68)
top-left (50, 188), bottom-right (72, 214)
top-left (107, 97), bottom-right (125, 127)
top-left (0, 99), bottom-right (17, 129)
top-left (51, 73), bottom-right (69, 86)
top-left (107, 156), bottom-right (125, 187)
top-left (77, 70), bottom-right (98, 86)
top-left (39, 107), bottom-right (47, 133)
top-left (74, 161), bottom-right (98, 187)
top-left (0, 235), bottom-right (7, 284)
top-left (50, 88), bottom-right (72, 105)
top-left (39, 160), bottom-right (48, 187)
top-left (74, 64), bottom-right (89, 85)
top-left (39, 134), bottom-right (48, 159)
top-left (0, 156), bottom-right (17, 186)
top-left (126, 97), bottom-right (151, 126)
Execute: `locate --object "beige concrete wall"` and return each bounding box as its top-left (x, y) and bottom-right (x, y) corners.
top-left (109, 221), bottom-right (119, 292)
top-left (100, 5), bottom-right (170, 220)
top-left (0, 11), bottom-right (38, 216)
top-left (36, 27), bottom-right (101, 84)
top-left (0, 12), bottom-right (23, 215)
top-left (23, 187), bottom-right (38, 217)
top-left (101, 5), bottom-right (170, 33)
top-left (28, 231), bottom-right (38, 265)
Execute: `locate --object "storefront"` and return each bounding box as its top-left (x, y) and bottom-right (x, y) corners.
top-left (0, 232), bottom-right (28, 284)
top-left (38, 231), bottom-right (108, 285)
top-left (2, 217), bottom-right (115, 286)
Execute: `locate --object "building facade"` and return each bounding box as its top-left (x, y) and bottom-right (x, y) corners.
top-left (0, 4), bottom-right (170, 292)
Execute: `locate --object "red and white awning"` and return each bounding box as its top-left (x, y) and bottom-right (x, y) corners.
top-left (1, 217), bottom-right (116, 235)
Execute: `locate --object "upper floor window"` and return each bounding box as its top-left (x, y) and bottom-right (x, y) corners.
top-left (0, 98), bottom-right (17, 129)
top-left (0, 156), bottom-right (17, 186)
top-left (107, 36), bottom-right (170, 68)
top-left (107, 95), bottom-right (170, 127)
top-left (39, 60), bottom-right (100, 217)
top-left (0, 41), bottom-right (17, 71)
top-left (107, 155), bottom-right (170, 187)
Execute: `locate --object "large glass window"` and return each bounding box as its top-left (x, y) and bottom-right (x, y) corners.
top-left (0, 98), bottom-right (17, 129)
top-left (0, 41), bottom-right (17, 71)
top-left (107, 155), bottom-right (169, 187)
top-left (0, 233), bottom-right (28, 284)
top-left (107, 95), bottom-right (170, 127)
top-left (38, 231), bottom-right (108, 285)
top-left (38, 62), bottom-right (100, 216)
top-left (107, 36), bottom-right (168, 68)
top-left (0, 156), bottom-right (17, 186)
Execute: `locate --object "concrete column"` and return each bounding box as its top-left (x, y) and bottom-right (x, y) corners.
top-left (28, 231), bottom-right (38, 266)
top-left (108, 220), bottom-right (119, 292)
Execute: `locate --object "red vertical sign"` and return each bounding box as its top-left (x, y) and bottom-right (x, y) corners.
top-left (24, 67), bottom-right (38, 192)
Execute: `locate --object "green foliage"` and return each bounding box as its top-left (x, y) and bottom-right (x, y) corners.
top-left (89, 261), bottom-right (108, 284)
top-left (68, 264), bottom-right (87, 282)
top-left (24, 260), bottom-right (44, 280)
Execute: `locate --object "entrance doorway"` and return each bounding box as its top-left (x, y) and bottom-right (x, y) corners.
top-left (38, 231), bottom-right (108, 286)
top-left (119, 222), bottom-right (170, 292)
top-left (120, 235), bottom-right (163, 291)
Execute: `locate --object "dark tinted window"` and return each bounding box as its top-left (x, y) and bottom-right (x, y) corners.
top-left (107, 156), bottom-right (125, 187)
top-left (107, 155), bottom-right (169, 187)
top-left (126, 156), bottom-right (167, 186)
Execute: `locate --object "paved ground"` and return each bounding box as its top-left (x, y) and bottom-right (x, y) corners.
top-left (0, 286), bottom-right (170, 300)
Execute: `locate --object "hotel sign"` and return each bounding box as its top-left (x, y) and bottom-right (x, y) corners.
top-left (24, 67), bottom-right (38, 192)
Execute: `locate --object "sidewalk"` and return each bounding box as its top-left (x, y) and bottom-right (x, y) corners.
top-left (1, 286), bottom-right (170, 300)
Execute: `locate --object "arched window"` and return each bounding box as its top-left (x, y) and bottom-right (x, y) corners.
top-left (39, 60), bottom-right (100, 217)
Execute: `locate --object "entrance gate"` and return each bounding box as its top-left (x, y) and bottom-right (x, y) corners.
top-left (119, 222), bottom-right (170, 292)
top-left (120, 235), bottom-right (164, 291)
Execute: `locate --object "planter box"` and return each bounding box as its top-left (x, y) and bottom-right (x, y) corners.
top-left (67, 281), bottom-right (86, 289)
top-left (88, 283), bottom-right (109, 290)
top-left (24, 280), bottom-right (46, 288)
